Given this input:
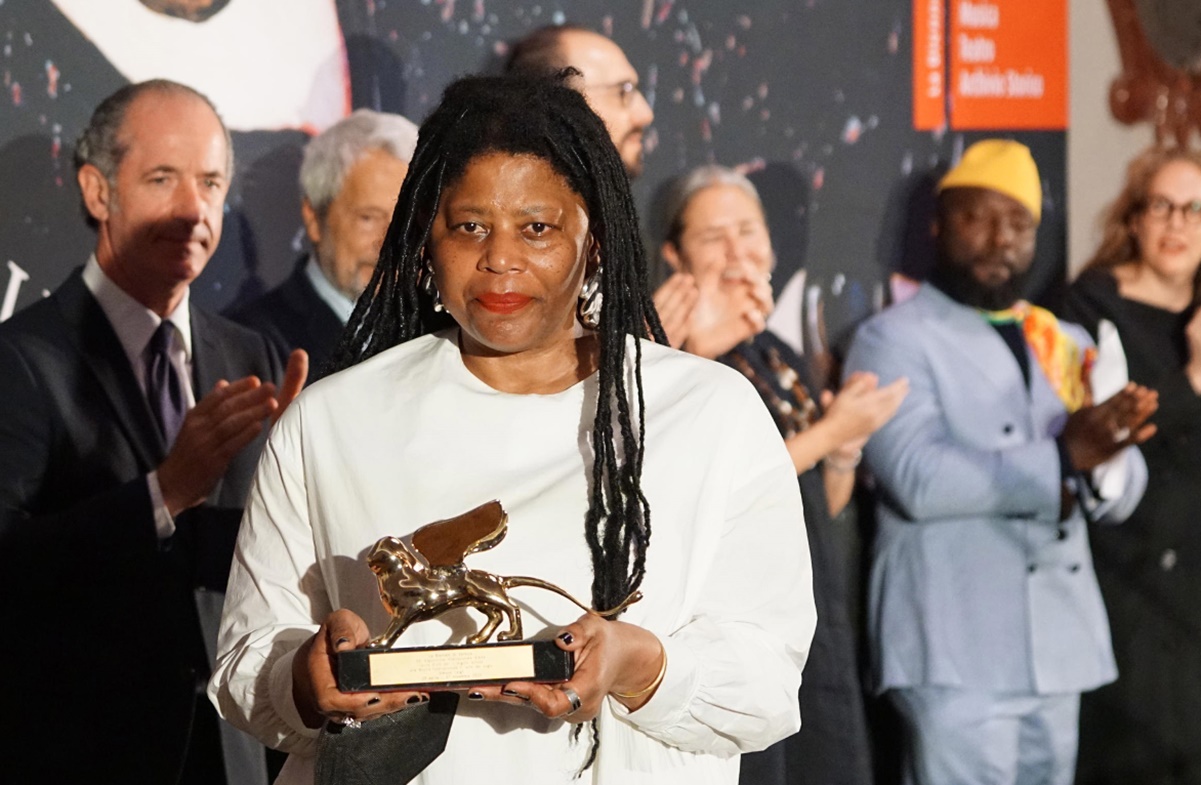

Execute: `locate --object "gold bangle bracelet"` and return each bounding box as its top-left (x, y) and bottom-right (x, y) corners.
top-left (614, 642), bottom-right (667, 699)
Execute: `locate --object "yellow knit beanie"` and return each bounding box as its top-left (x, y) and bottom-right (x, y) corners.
top-left (937, 139), bottom-right (1042, 223)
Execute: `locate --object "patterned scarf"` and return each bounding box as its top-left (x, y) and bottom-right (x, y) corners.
top-left (982, 301), bottom-right (1095, 412)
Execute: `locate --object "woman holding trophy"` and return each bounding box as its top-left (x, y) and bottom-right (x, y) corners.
top-left (209, 72), bottom-right (814, 784)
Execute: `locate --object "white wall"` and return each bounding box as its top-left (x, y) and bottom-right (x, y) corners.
top-left (1067, 0), bottom-right (1155, 277)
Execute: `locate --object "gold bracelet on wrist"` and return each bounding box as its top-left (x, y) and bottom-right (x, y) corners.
top-left (613, 642), bottom-right (667, 700)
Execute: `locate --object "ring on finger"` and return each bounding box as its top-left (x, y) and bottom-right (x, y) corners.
top-left (561, 686), bottom-right (583, 714)
top-left (339, 714), bottom-right (362, 729)
top-left (1113, 426), bottom-right (1131, 443)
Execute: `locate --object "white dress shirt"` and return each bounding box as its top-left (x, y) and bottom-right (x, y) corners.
top-left (303, 255), bottom-right (354, 325)
top-left (209, 331), bottom-right (815, 785)
top-left (82, 256), bottom-right (194, 538)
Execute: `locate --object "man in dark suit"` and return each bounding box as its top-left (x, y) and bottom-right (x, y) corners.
top-left (228, 109), bottom-right (416, 380)
top-left (0, 79), bottom-right (305, 785)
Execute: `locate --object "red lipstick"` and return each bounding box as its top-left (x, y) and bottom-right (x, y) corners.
top-left (476, 292), bottom-right (532, 314)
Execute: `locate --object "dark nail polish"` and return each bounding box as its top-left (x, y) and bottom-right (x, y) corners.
top-left (406, 695), bottom-right (421, 705)
top-left (501, 689), bottom-right (530, 701)
top-left (335, 637), bottom-right (350, 649)
top-left (558, 632), bottom-right (574, 645)
top-left (420, 694), bottom-right (429, 703)
top-left (468, 691), bottom-right (484, 701)
top-left (367, 697), bottom-right (381, 706)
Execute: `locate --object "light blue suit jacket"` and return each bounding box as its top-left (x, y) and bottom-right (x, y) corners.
top-left (844, 284), bottom-right (1147, 696)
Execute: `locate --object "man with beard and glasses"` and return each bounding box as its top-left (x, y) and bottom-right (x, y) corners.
top-left (507, 25), bottom-right (653, 179)
top-left (507, 24), bottom-right (700, 347)
top-left (843, 140), bottom-right (1158, 785)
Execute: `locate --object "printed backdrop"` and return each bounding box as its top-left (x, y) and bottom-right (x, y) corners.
top-left (0, 0), bottom-right (1066, 370)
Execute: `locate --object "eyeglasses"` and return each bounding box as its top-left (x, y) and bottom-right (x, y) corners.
top-left (1143, 195), bottom-right (1201, 225)
top-left (583, 80), bottom-right (643, 108)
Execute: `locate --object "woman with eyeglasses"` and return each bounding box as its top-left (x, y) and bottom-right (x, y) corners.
top-left (1064, 146), bottom-right (1201, 785)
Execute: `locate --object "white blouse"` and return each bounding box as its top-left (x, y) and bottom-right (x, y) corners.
top-left (209, 331), bottom-right (814, 785)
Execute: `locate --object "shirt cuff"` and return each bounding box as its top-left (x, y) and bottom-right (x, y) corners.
top-left (146, 471), bottom-right (176, 539)
top-left (607, 635), bottom-right (698, 732)
top-left (1091, 449), bottom-right (1131, 501)
top-left (270, 645), bottom-right (322, 741)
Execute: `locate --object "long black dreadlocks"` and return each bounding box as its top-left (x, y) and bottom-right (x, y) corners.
top-left (330, 74), bottom-right (667, 761)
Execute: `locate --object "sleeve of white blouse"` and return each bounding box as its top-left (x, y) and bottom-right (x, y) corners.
top-left (207, 400), bottom-right (332, 756)
top-left (612, 379), bottom-right (815, 755)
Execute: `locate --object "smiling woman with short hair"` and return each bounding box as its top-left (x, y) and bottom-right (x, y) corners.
top-left (660, 164), bottom-right (907, 785)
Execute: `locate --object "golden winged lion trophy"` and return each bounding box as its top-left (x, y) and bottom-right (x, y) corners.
top-left (335, 500), bottom-right (641, 692)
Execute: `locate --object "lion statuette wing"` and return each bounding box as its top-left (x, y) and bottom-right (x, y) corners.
top-left (410, 499), bottom-right (507, 567)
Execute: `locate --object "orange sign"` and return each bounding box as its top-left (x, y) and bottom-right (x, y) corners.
top-left (913, 0), bottom-right (947, 131)
top-left (914, 0), bottom-right (1067, 131)
top-left (917, 0), bottom-right (946, 131)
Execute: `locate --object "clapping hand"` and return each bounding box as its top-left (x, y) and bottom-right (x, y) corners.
top-left (819, 371), bottom-right (909, 448)
top-left (1061, 381), bottom-right (1158, 471)
top-left (273, 348), bottom-right (308, 423)
top-left (682, 262), bottom-right (774, 359)
top-left (159, 348), bottom-right (308, 515)
top-left (652, 273), bottom-right (700, 349)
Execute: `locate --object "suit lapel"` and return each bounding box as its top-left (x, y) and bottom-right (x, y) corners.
top-left (55, 271), bottom-right (167, 467)
top-left (190, 307), bottom-right (234, 502)
top-left (916, 285), bottom-right (1027, 396)
top-left (190, 307), bottom-right (228, 397)
top-left (283, 262), bottom-right (345, 363)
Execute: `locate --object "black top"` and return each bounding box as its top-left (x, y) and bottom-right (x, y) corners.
top-left (1065, 268), bottom-right (1201, 784)
top-left (723, 331), bottom-right (873, 785)
top-left (1064, 268), bottom-right (1201, 565)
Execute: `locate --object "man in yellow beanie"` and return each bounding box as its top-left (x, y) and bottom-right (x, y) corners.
top-left (843, 140), bottom-right (1158, 784)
